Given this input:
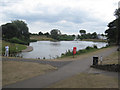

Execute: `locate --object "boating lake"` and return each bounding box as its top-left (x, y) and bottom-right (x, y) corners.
top-left (19, 41), bottom-right (107, 59)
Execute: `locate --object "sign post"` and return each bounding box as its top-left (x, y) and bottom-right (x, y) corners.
top-left (73, 47), bottom-right (77, 58)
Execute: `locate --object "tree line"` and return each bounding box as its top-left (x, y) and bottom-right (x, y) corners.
top-left (36, 29), bottom-right (102, 41)
top-left (1, 7), bottom-right (119, 45)
top-left (31, 29), bottom-right (75, 41)
top-left (31, 29), bottom-right (103, 41)
top-left (2, 20), bottom-right (30, 45)
top-left (77, 30), bottom-right (100, 40)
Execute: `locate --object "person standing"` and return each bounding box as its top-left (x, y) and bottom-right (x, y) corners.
top-left (100, 56), bottom-right (103, 65)
top-left (5, 45), bottom-right (9, 57)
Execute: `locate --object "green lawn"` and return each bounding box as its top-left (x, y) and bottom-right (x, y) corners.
top-left (30, 35), bottom-right (53, 41)
top-left (2, 40), bottom-right (27, 55)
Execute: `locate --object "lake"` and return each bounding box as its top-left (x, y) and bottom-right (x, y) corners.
top-left (20, 41), bottom-right (107, 59)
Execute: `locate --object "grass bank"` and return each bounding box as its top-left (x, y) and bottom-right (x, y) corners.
top-left (102, 51), bottom-right (119, 64)
top-left (3, 61), bottom-right (57, 86)
top-left (82, 39), bottom-right (107, 42)
top-left (61, 45), bottom-right (107, 58)
top-left (50, 45), bottom-right (115, 61)
top-left (49, 73), bottom-right (118, 88)
top-left (30, 35), bottom-right (53, 41)
top-left (2, 40), bottom-right (27, 55)
top-left (0, 61), bottom-right (2, 87)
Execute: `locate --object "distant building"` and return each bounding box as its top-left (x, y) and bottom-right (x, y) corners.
top-left (97, 34), bottom-right (107, 40)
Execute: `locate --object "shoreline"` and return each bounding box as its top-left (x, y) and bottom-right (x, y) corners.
top-left (3, 46), bottom-right (117, 62)
top-left (22, 46), bottom-right (33, 52)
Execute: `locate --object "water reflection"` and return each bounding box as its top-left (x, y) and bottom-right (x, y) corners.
top-left (50, 42), bottom-right (61, 46)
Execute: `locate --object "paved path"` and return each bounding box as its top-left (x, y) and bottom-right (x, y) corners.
top-left (2, 58), bottom-right (72, 68)
top-left (3, 47), bottom-right (118, 88)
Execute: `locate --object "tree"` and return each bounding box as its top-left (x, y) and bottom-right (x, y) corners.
top-left (86, 33), bottom-right (92, 39)
top-left (114, 8), bottom-right (120, 18)
top-left (50, 29), bottom-right (61, 40)
top-left (101, 34), bottom-right (105, 36)
top-left (105, 8), bottom-right (120, 45)
top-left (2, 20), bottom-right (30, 44)
top-left (91, 32), bottom-right (98, 39)
top-left (72, 34), bottom-right (75, 37)
top-left (11, 20), bottom-right (29, 41)
top-left (79, 30), bottom-right (86, 35)
top-left (115, 8), bottom-right (120, 45)
top-left (105, 19), bottom-right (119, 44)
top-left (2, 23), bottom-right (18, 39)
top-left (44, 32), bottom-right (50, 37)
top-left (38, 31), bottom-right (43, 35)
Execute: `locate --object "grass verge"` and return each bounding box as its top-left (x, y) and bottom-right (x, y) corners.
top-left (30, 35), bottom-right (53, 41)
top-left (2, 40), bottom-right (27, 55)
top-left (82, 39), bottom-right (107, 42)
top-left (49, 73), bottom-right (118, 88)
top-left (61, 45), bottom-right (102, 58)
top-left (102, 51), bottom-right (119, 64)
top-left (2, 61), bottom-right (57, 86)
top-left (0, 61), bottom-right (2, 88)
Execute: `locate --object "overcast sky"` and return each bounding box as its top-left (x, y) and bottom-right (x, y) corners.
top-left (0, 0), bottom-right (119, 35)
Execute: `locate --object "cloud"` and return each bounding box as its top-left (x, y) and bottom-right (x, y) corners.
top-left (0, 0), bottom-right (119, 34)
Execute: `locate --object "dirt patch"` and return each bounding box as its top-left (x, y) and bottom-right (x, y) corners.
top-left (2, 61), bottom-right (57, 86)
top-left (49, 73), bottom-right (118, 88)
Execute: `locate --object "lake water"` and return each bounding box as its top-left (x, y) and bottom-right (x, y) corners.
top-left (20, 41), bottom-right (107, 59)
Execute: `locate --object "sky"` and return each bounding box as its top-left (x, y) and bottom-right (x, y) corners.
top-left (0, 0), bottom-right (119, 35)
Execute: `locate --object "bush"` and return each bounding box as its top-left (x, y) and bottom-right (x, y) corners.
top-left (65, 50), bottom-right (73, 56)
top-left (10, 37), bottom-right (28, 45)
top-left (61, 46), bottom-right (99, 58)
top-left (30, 39), bottom-right (37, 42)
top-left (61, 50), bottom-right (73, 57)
top-left (93, 45), bottom-right (98, 49)
top-left (78, 50), bottom-right (87, 54)
top-left (85, 46), bottom-right (94, 50)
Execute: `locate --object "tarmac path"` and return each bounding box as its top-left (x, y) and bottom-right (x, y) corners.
top-left (3, 46), bottom-right (118, 88)
top-left (2, 57), bottom-right (72, 68)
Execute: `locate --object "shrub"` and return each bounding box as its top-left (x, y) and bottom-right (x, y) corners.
top-left (43, 57), bottom-right (46, 59)
top-left (30, 39), bottom-right (37, 42)
top-left (61, 53), bottom-right (65, 56)
top-left (65, 50), bottom-right (73, 56)
top-left (85, 46), bottom-right (93, 50)
top-left (61, 50), bottom-right (73, 57)
top-left (61, 46), bottom-right (98, 58)
top-left (93, 45), bottom-right (98, 49)
top-left (10, 37), bottom-right (28, 45)
top-left (78, 50), bottom-right (87, 54)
